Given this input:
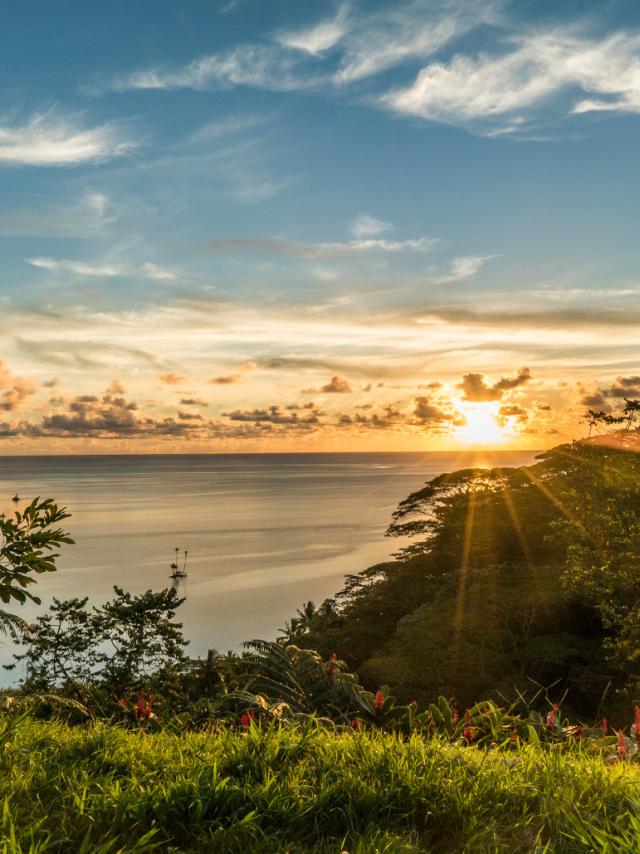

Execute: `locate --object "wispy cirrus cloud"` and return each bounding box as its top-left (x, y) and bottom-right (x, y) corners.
top-left (207, 234), bottom-right (439, 259)
top-left (276, 3), bottom-right (350, 56)
top-left (0, 112), bottom-right (136, 166)
top-left (141, 262), bottom-right (176, 282)
top-left (100, 3), bottom-right (640, 137)
top-left (28, 257), bottom-right (120, 277)
top-left (0, 191), bottom-right (118, 238)
top-left (350, 214), bottom-right (393, 238)
top-left (433, 255), bottom-right (498, 284)
top-left (98, 1), bottom-right (500, 96)
top-left (381, 29), bottom-right (640, 131)
top-left (331, 0), bottom-right (502, 84)
top-left (28, 257), bottom-right (180, 282)
top-left (107, 44), bottom-right (321, 94)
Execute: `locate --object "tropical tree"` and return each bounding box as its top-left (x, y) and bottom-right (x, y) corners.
top-left (623, 398), bottom-right (640, 430)
top-left (0, 498), bottom-right (72, 639)
top-left (12, 586), bottom-right (190, 698)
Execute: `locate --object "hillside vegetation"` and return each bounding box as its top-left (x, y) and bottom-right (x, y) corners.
top-left (295, 438), bottom-right (640, 719)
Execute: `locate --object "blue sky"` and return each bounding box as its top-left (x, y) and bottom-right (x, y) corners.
top-left (0, 0), bottom-right (639, 451)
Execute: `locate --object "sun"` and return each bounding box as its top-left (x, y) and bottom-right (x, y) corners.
top-left (453, 402), bottom-right (513, 447)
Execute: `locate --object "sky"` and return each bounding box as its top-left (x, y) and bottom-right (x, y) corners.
top-left (0, 0), bottom-right (639, 453)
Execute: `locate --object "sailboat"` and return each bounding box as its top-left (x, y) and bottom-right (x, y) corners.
top-left (169, 548), bottom-right (188, 582)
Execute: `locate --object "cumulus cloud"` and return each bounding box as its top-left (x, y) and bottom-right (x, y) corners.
top-left (0, 379), bottom-right (37, 413)
top-left (0, 112), bottom-right (135, 166)
top-left (321, 375), bottom-right (352, 393)
top-left (412, 395), bottom-right (457, 426)
top-left (180, 398), bottom-right (208, 407)
top-left (0, 360), bottom-right (37, 412)
top-left (304, 375), bottom-right (353, 394)
top-left (457, 368), bottom-right (531, 402)
top-left (158, 372), bottom-right (186, 385)
top-left (498, 403), bottom-right (528, 422)
top-left (209, 375), bottom-right (242, 384)
top-left (606, 375), bottom-right (640, 398)
top-left (579, 387), bottom-right (607, 407)
top-left (346, 404), bottom-right (405, 430)
top-left (223, 404), bottom-right (322, 426)
top-left (178, 410), bottom-right (204, 421)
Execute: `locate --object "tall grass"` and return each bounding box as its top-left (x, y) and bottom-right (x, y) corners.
top-left (2, 718), bottom-right (640, 852)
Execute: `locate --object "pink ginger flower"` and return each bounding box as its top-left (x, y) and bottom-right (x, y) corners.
top-left (374, 690), bottom-right (385, 713)
top-left (600, 717), bottom-right (608, 736)
top-left (617, 730), bottom-right (628, 760)
top-left (351, 718), bottom-right (361, 731)
top-left (633, 706), bottom-right (640, 739)
top-left (546, 704), bottom-right (558, 730)
top-left (462, 709), bottom-right (474, 742)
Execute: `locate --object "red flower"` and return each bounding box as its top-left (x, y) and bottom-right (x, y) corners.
top-left (634, 706), bottom-right (640, 739)
top-left (351, 718), bottom-right (361, 731)
top-left (465, 709), bottom-right (472, 726)
top-left (117, 697), bottom-right (127, 709)
top-left (374, 690), bottom-right (385, 713)
top-left (600, 717), bottom-right (608, 735)
top-left (462, 726), bottom-right (474, 743)
top-left (510, 731), bottom-right (519, 743)
top-left (135, 691), bottom-right (153, 721)
top-left (241, 710), bottom-right (255, 728)
top-left (617, 730), bottom-right (628, 760)
top-left (545, 704), bottom-right (558, 730)
top-left (482, 706), bottom-right (490, 716)
top-left (575, 724), bottom-right (584, 742)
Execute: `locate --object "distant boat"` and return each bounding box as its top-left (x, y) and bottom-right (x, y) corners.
top-left (169, 548), bottom-right (188, 582)
top-left (11, 494), bottom-right (19, 503)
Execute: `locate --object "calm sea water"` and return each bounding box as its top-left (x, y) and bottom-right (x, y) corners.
top-left (0, 452), bottom-right (539, 677)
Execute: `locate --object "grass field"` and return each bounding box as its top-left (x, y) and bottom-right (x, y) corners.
top-left (1, 717), bottom-right (640, 852)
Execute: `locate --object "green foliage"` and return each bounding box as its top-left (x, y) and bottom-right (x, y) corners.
top-left (11, 586), bottom-right (189, 700)
top-left (555, 446), bottom-right (640, 676)
top-left (238, 640), bottom-right (363, 718)
top-left (0, 498), bottom-right (72, 638)
top-left (1, 717), bottom-right (640, 851)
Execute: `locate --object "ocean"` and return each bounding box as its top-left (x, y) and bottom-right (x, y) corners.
top-left (0, 451), bottom-right (540, 677)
